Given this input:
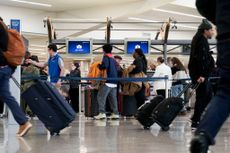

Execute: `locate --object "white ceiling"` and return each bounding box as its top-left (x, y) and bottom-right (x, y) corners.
top-left (0, 0), bottom-right (141, 11)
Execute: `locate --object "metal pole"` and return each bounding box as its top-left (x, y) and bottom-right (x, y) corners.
top-left (163, 43), bottom-right (167, 64)
top-left (78, 84), bottom-right (82, 114)
top-left (165, 75), bottom-right (169, 98)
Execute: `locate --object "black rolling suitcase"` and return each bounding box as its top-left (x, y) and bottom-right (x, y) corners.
top-left (151, 83), bottom-right (198, 131)
top-left (121, 95), bottom-right (137, 117)
top-left (21, 80), bottom-right (76, 135)
top-left (136, 95), bottom-right (164, 129)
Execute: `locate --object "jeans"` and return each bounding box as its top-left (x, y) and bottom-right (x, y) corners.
top-left (171, 84), bottom-right (183, 97)
top-left (196, 41), bottom-right (230, 145)
top-left (191, 80), bottom-right (212, 124)
top-left (97, 84), bottom-right (118, 114)
top-left (0, 66), bottom-right (27, 125)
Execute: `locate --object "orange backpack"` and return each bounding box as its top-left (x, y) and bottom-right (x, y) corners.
top-left (87, 62), bottom-right (107, 88)
top-left (0, 21), bottom-right (25, 66)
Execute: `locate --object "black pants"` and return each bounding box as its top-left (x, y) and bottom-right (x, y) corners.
top-left (69, 88), bottom-right (79, 113)
top-left (191, 80), bottom-right (212, 123)
top-left (134, 86), bottom-right (146, 108)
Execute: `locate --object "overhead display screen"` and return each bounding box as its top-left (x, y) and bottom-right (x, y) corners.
top-left (67, 40), bottom-right (91, 54)
top-left (126, 40), bottom-right (150, 54)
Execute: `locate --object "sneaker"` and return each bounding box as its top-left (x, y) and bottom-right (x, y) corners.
top-left (191, 121), bottom-right (199, 132)
top-left (93, 113), bottom-right (106, 120)
top-left (17, 122), bottom-right (32, 137)
top-left (108, 113), bottom-right (119, 120)
top-left (190, 133), bottom-right (209, 153)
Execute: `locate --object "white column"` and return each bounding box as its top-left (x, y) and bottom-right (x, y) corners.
top-left (8, 66), bottom-right (21, 125)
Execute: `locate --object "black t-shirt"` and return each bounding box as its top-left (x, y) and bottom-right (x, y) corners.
top-left (130, 57), bottom-right (147, 75)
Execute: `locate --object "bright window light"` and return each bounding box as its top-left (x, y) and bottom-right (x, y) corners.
top-left (152, 8), bottom-right (203, 19)
top-left (11, 0), bottom-right (52, 7)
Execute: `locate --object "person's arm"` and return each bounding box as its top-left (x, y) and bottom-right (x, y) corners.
top-left (27, 59), bottom-right (47, 68)
top-left (58, 58), bottom-right (65, 83)
top-left (193, 40), bottom-right (208, 83)
top-left (98, 56), bottom-right (109, 70)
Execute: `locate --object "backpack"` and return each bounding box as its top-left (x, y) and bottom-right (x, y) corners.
top-left (87, 61), bottom-right (106, 89)
top-left (0, 21), bottom-right (25, 66)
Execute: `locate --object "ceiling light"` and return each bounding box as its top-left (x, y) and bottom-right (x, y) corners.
top-left (128, 17), bottom-right (197, 29)
top-left (152, 8), bottom-right (203, 19)
top-left (10, 0), bottom-right (52, 7)
top-left (171, 0), bottom-right (196, 8)
top-left (128, 17), bottom-right (159, 22)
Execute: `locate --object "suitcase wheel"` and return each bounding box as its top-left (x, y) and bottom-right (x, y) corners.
top-left (50, 131), bottom-right (60, 136)
top-left (144, 126), bottom-right (150, 130)
top-left (161, 126), bottom-right (170, 131)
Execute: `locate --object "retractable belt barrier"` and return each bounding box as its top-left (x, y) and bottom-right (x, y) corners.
top-left (20, 75), bottom-right (220, 114)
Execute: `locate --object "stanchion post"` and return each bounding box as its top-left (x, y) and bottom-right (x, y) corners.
top-left (165, 75), bottom-right (169, 98)
top-left (78, 83), bottom-right (82, 114)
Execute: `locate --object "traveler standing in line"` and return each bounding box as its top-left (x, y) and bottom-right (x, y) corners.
top-left (129, 48), bottom-right (149, 108)
top-left (94, 44), bottom-right (119, 120)
top-left (69, 62), bottom-right (81, 113)
top-left (153, 56), bottom-right (172, 98)
top-left (188, 19), bottom-right (215, 130)
top-left (114, 55), bottom-right (123, 96)
top-left (171, 57), bottom-right (188, 97)
top-left (171, 57), bottom-right (188, 115)
top-left (27, 43), bottom-right (65, 87)
top-left (0, 16), bottom-right (32, 137)
top-left (190, 0), bottom-right (230, 153)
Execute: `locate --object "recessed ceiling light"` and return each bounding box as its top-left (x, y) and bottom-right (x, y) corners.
top-left (152, 8), bottom-right (203, 19)
top-left (11, 0), bottom-right (52, 7)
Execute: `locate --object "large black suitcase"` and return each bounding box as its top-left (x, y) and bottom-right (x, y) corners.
top-left (21, 80), bottom-right (76, 135)
top-left (121, 95), bottom-right (137, 116)
top-left (136, 95), bottom-right (164, 129)
top-left (151, 83), bottom-right (198, 131)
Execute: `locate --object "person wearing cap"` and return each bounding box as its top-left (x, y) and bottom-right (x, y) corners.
top-left (68, 62), bottom-right (81, 113)
top-left (188, 19), bottom-right (215, 131)
top-left (190, 1), bottom-right (230, 153)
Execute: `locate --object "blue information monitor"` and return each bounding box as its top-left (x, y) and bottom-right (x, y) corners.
top-left (126, 41), bottom-right (149, 54)
top-left (10, 19), bottom-right (20, 33)
top-left (67, 40), bottom-right (91, 54)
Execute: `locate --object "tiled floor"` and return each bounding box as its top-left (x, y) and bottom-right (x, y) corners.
top-left (0, 114), bottom-right (230, 153)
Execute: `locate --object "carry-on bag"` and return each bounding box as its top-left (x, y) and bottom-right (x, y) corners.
top-left (136, 95), bottom-right (164, 129)
top-left (151, 83), bottom-right (199, 131)
top-left (84, 89), bottom-right (99, 117)
top-left (18, 79), bottom-right (76, 135)
top-left (121, 95), bottom-right (137, 117)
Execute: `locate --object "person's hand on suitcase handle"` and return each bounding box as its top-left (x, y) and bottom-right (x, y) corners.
top-left (197, 76), bottom-right (205, 83)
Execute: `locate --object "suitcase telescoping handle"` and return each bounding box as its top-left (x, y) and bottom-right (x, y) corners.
top-left (11, 76), bottom-right (23, 90)
top-left (176, 83), bottom-right (200, 98)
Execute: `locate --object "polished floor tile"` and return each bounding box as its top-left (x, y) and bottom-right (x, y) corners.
top-left (0, 114), bottom-right (230, 153)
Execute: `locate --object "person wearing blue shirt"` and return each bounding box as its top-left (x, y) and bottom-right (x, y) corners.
top-left (27, 44), bottom-right (65, 87)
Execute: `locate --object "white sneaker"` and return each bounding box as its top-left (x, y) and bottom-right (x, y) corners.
top-left (108, 113), bottom-right (119, 120)
top-left (94, 113), bottom-right (106, 120)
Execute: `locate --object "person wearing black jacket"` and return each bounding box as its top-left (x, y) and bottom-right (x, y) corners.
top-left (69, 62), bottom-right (81, 113)
top-left (188, 19), bottom-right (215, 130)
top-left (190, 1), bottom-right (230, 153)
top-left (0, 17), bottom-right (32, 137)
top-left (130, 48), bottom-right (148, 108)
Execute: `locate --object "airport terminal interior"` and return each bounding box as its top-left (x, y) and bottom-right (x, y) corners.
top-left (0, 0), bottom-right (229, 153)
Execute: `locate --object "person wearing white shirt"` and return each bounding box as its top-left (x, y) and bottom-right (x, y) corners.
top-left (153, 57), bottom-right (172, 98)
